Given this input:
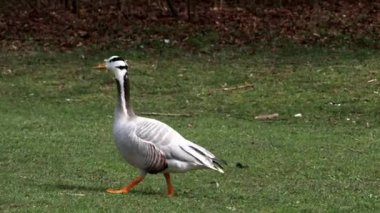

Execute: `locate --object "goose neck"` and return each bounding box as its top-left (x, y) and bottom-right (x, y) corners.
top-left (115, 76), bottom-right (135, 117)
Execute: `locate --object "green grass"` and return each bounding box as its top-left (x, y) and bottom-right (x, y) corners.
top-left (0, 46), bottom-right (379, 212)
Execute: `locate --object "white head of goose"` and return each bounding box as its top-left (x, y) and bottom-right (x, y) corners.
top-left (96, 56), bottom-right (224, 197)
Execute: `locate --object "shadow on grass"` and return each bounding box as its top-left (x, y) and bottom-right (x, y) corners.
top-left (39, 183), bottom-right (105, 192)
top-left (38, 183), bottom-right (232, 199)
top-left (56, 184), bottom-right (105, 192)
top-left (39, 183), bottom-right (162, 196)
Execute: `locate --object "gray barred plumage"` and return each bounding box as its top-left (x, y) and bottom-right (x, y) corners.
top-left (143, 143), bottom-right (167, 174)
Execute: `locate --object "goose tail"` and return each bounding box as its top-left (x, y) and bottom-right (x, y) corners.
top-left (212, 158), bottom-right (225, 174)
top-left (180, 141), bottom-right (225, 174)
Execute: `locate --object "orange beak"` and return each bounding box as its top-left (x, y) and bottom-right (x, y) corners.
top-left (94, 63), bottom-right (107, 70)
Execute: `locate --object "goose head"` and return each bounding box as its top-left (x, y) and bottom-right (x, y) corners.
top-left (96, 56), bottom-right (129, 81)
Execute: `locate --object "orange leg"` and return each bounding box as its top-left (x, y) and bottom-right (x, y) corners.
top-left (164, 173), bottom-right (174, 197)
top-left (107, 176), bottom-right (144, 194)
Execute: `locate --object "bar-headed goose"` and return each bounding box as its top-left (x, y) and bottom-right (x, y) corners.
top-left (95, 56), bottom-right (224, 197)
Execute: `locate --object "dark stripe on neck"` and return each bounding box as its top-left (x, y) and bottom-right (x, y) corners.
top-left (115, 76), bottom-right (134, 117)
top-left (115, 79), bottom-right (121, 97)
top-left (123, 75), bottom-right (131, 112)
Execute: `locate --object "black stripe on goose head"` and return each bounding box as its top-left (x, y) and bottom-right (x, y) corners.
top-left (116, 65), bottom-right (128, 70)
top-left (108, 56), bottom-right (124, 63)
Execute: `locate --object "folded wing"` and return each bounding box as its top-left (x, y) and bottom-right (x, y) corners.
top-left (134, 118), bottom-right (224, 173)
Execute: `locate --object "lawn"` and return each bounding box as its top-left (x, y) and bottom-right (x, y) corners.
top-left (0, 46), bottom-right (379, 212)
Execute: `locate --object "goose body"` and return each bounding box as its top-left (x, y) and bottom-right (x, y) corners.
top-left (96, 56), bottom-right (223, 197)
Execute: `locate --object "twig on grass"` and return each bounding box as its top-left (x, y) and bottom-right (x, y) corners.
top-left (140, 112), bottom-right (193, 117)
top-left (255, 113), bottom-right (280, 120)
top-left (348, 148), bottom-right (365, 153)
top-left (209, 82), bottom-right (255, 94)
